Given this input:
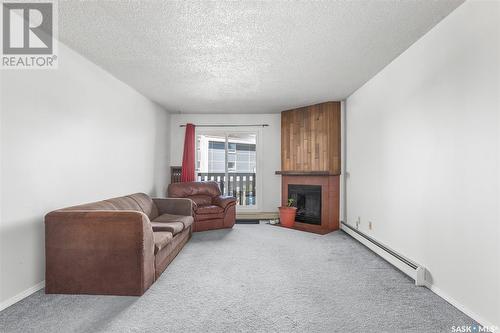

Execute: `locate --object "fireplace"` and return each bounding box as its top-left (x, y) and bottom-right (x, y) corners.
top-left (280, 175), bottom-right (339, 234)
top-left (277, 101), bottom-right (341, 234)
top-left (288, 185), bottom-right (322, 225)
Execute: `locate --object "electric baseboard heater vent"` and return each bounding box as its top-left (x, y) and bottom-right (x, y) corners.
top-left (341, 221), bottom-right (427, 286)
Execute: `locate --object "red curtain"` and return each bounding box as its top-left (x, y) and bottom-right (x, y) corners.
top-left (180, 123), bottom-right (196, 182)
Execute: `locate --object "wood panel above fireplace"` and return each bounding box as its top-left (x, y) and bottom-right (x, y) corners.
top-left (280, 101), bottom-right (341, 175)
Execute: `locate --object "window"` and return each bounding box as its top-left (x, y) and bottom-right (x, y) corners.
top-left (228, 142), bottom-right (237, 153)
top-left (196, 130), bottom-right (258, 209)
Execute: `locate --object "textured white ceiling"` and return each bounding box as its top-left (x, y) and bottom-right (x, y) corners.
top-left (58, 0), bottom-right (463, 113)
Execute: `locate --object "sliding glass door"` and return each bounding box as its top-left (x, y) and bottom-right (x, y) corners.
top-left (196, 130), bottom-right (258, 210)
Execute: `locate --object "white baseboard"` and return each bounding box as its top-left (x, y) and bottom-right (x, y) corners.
top-left (425, 282), bottom-right (498, 329)
top-left (236, 212), bottom-right (279, 220)
top-left (0, 280), bottom-right (45, 313)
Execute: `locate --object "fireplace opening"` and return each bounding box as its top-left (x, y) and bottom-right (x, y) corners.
top-left (288, 185), bottom-right (322, 225)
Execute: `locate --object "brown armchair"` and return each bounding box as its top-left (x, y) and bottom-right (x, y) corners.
top-left (167, 181), bottom-right (236, 232)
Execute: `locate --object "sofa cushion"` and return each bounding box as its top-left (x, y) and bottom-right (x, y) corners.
top-left (153, 231), bottom-right (173, 254)
top-left (213, 196), bottom-right (237, 209)
top-left (195, 213), bottom-right (224, 221)
top-left (188, 195), bottom-right (212, 207)
top-left (178, 216), bottom-right (194, 229)
top-left (192, 218), bottom-right (224, 232)
top-left (168, 181), bottom-right (221, 198)
top-left (60, 200), bottom-right (117, 211)
top-left (152, 213), bottom-right (194, 229)
top-left (151, 222), bottom-right (184, 235)
top-left (60, 193), bottom-right (159, 221)
top-left (196, 205), bottom-right (224, 215)
top-left (105, 196), bottom-right (142, 211)
top-left (128, 193), bottom-right (159, 220)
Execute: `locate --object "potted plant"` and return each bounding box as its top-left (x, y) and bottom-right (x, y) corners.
top-left (279, 198), bottom-right (297, 228)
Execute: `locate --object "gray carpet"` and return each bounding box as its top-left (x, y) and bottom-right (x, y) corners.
top-left (0, 224), bottom-right (475, 333)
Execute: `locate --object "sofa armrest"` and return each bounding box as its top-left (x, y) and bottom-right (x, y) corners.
top-left (153, 198), bottom-right (193, 216)
top-left (44, 210), bottom-right (155, 295)
top-left (213, 196), bottom-right (237, 210)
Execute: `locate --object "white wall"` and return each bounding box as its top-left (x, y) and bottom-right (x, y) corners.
top-left (170, 114), bottom-right (281, 212)
top-left (346, 1), bottom-right (499, 327)
top-left (0, 42), bottom-right (171, 307)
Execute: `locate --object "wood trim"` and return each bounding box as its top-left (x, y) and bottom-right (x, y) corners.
top-left (271, 222), bottom-right (332, 235)
top-left (275, 171), bottom-right (340, 176)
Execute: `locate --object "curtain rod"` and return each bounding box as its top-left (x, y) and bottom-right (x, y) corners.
top-left (179, 124), bottom-right (268, 128)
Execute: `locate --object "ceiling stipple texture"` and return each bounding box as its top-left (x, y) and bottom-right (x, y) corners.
top-left (58, 0), bottom-right (463, 113)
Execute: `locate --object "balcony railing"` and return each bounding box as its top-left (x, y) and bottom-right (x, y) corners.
top-left (197, 172), bottom-right (256, 206)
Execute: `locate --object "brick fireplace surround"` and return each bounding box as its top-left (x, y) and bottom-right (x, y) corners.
top-left (280, 174), bottom-right (340, 234)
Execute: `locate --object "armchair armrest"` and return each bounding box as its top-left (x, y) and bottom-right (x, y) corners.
top-left (213, 196), bottom-right (237, 210)
top-left (153, 197), bottom-right (193, 216)
top-left (44, 210), bottom-right (155, 295)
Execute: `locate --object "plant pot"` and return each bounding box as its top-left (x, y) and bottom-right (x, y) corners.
top-left (279, 206), bottom-right (297, 228)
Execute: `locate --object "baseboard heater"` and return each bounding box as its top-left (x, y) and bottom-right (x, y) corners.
top-left (341, 221), bottom-right (426, 286)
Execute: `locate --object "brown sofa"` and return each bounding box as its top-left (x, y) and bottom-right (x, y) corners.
top-left (168, 181), bottom-right (236, 232)
top-left (44, 193), bottom-right (193, 296)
